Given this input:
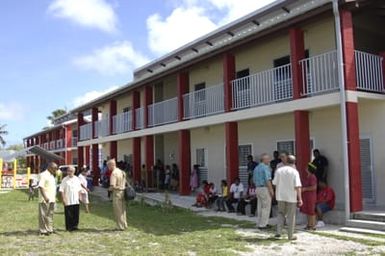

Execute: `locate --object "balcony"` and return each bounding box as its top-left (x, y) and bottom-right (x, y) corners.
top-left (232, 64), bottom-right (292, 110)
top-left (56, 139), bottom-right (64, 149)
top-left (135, 107), bottom-right (144, 130)
top-left (112, 111), bottom-right (133, 134)
top-left (148, 97), bottom-right (178, 127)
top-left (183, 83), bottom-right (224, 119)
top-left (79, 123), bottom-right (92, 141)
top-left (49, 141), bottom-right (56, 150)
top-left (94, 118), bottom-right (110, 138)
top-left (72, 137), bottom-right (78, 147)
top-left (355, 50), bottom-right (384, 93)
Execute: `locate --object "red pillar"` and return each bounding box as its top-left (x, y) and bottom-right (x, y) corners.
top-left (77, 113), bottom-right (85, 169)
top-left (92, 107), bottom-right (98, 139)
top-left (65, 125), bottom-right (72, 164)
top-left (110, 141), bottom-right (117, 160)
top-left (177, 72), bottom-right (189, 121)
top-left (85, 145), bottom-right (90, 167)
top-left (91, 144), bottom-right (98, 185)
top-left (223, 53), bottom-right (235, 112)
top-left (133, 137), bottom-right (141, 183)
top-left (145, 135), bottom-right (154, 187)
top-left (341, 9), bottom-right (362, 212)
top-left (109, 100), bottom-right (118, 160)
top-left (225, 122), bottom-right (239, 185)
top-left (178, 129), bottom-right (191, 195)
top-left (290, 27), bottom-right (310, 176)
top-left (144, 86), bottom-right (153, 128)
top-left (132, 91), bottom-right (140, 130)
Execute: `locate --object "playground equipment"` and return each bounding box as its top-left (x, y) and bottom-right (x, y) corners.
top-left (0, 158), bottom-right (33, 190)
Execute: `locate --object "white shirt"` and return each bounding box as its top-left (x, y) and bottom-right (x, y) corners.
top-left (78, 173), bottom-right (88, 194)
top-left (272, 165), bottom-right (302, 203)
top-left (38, 170), bottom-right (56, 203)
top-left (229, 183), bottom-right (244, 199)
top-left (59, 176), bottom-right (82, 205)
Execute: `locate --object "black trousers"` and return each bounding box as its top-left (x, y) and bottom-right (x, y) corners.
top-left (64, 204), bottom-right (80, 231)
top-left (238, 198), bottom-right (257, 215)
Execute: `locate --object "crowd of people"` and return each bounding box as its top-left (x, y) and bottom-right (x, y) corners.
top-left (191, 149), bottom-right (335, 240)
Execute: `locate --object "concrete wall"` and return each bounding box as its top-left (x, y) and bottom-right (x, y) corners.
top-left (189, 56), bottom-right (223, 90)
top-left (116, 94), bottom-right (132, 114)
top-left (190, 125), bottom-right (225, 188)
top-left (162, 75), bottom-right (177, 100)
top-left (117, 139), bottom-right (132, 162)
top-left (303, 16), bottom-right (336, 56)
top-left (163, 132), bottom-right (179, 167)
top-left (359, 99), bottom-right (385, 207)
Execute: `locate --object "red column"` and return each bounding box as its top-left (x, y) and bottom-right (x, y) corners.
top-left (92, 107), bottom-right (98, 139)
top-left (290, 28), bottom-right (305, 98)
top-left (379, 51), bottom-right (385, 90)
top-left (341, 9), bottom-right (362, 212)
top-left (178, 129), bottom-right (191, 195)
top-left (225, 122), bottom-right (239, 185)
top-left (177, 72), bottom-right (189, 121)
top-left (133, 137), bottom-right (141, 183)
top-left (132, 91), bottom-right (140, 130)
top-left (144, 86), bottom-right (153, 128)
top-left (109, 100), bottom-right (118, 160)
top-left (91, 144), bottom-right (99, 186)
top-left (223, 53), bottom-right (235, 112)
top-left (85, 145), bottom-right (90, 166)
top-left (145, 135), bottom-right (154, 187)
top-left (77, 113), bottom-right (85, 169)
top-left (65, 125), bottom-right (72, 164)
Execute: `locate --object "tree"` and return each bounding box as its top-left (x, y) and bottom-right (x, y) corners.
top-left (6, 144), bottom-right (24, 151)
top-left (0, 124), bottom-right (8, 147)
top-left (46, 108), bottom-right (67, 126)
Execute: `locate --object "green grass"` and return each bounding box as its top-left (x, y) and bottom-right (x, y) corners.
top-left (0, 190), bottom-right (277, 256)
top-left (313, 232), bottom-right (385, 247)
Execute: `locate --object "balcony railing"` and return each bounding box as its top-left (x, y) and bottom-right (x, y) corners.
top-left (300, 50), bottom-right (339, 96)
top-left (135, 107), bottom-right (144, 130)
top-left (43, 142), bottom-right (49, 150)
top-left (79, 123), bottom-right (92, 141)
top-left (94, 118), bottom-right (110, 138)
top-left (56, 139), bottom-right (64, 149)
top-left (49, 141), bottom-right (56, 150)
top-left (148, 97), bottom-right (178, 127)
top-left (183, 83), bottom-right (224, 119)
top-left (72, 137), bottom-right (78, 147)
top-left (232, 64), bottom-right (292, 110)
top-left (355, 50), bottom-right (384, 93)
top-left (112, 111), bottom-right (133, 134)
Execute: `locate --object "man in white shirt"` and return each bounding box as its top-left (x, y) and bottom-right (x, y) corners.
top-left (59, 166), bottom-right (82, 231)
top-left (226, 177), bottom-right (244, 213)
top-left (272, 155), bottom-right (302, 240)
top-left (38, 162), bottom-right (58, 236)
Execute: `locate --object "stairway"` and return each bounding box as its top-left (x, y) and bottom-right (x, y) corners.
top-left (340, 211), bottom-right (385, 235)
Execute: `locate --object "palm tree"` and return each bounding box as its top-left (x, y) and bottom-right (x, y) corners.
top-left (0, 124), bottom-right (8, 147)
top-left (47, 109), bottom-right (67, 126)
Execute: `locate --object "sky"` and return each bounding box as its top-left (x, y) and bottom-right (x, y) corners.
top-left (0, 0), bottom-right (275, 146)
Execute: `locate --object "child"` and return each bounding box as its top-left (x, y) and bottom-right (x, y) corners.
top-left (216, 180), bottom-right (228, 211)
top-left (28, 179), bottom-right (37, 201)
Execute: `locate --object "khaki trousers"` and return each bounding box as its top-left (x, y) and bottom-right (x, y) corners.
top-left (276, 201), bottom-right (297, 239)
top-left (256, 187), bottom-right (271, 227)
top-left (113, 190), bottom-right (127, 230)
top-left (39, 202), bottom-right (55, 234)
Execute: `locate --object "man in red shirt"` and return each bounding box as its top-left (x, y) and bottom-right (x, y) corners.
top-left (316, 181), bottom-right (335, 227)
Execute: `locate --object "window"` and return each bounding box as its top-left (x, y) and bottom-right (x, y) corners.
top-left (238, 144), bottom-right (252, 188)
top-left (273, 55), bottom-right (292, 101)
top-left (277, 139), bottom-right (314, 155)
top-left (123, 107), bottom-right (131, 113)
top-left (196, 148), bottom-right (208, 183)
top-left (234, 69), bottom-right (251, 109)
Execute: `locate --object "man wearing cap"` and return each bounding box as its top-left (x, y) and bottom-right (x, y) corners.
top-left (273, 155), bottom-right (302, 240)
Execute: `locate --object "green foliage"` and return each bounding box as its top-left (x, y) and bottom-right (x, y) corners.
top-left (46, 108), bottom-right (67, 126)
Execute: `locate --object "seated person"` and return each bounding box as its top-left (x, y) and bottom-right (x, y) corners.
top-left (238, 182), bottom-right (257, 216)
top-left (216, 180), bottom-right (228, 212)
top-left (226, 177), bottom-right (244, 213)
top-left (316, 180), bottom-right (335, 227)
top-left (192, 180), bottom-right (210, 208)
top-left (207, 182), bottom-right (218, 208)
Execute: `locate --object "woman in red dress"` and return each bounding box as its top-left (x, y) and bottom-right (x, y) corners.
top-left (300, 163), bottom-right (318, 230)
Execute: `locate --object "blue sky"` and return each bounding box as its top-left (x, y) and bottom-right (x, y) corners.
top-left (0, 0), bottom-right (275, 146)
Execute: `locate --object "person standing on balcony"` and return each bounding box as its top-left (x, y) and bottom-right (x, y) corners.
top-left (108, 159), bottom-right (127, 231)
top-left (247, 155), bottom-right (258, 186)
top-left (38, 162), bottom-right (58, 236)
top-left (312, 149), bottom-right (328, 183)
top-left (253, 154), bottom-right (274, 229)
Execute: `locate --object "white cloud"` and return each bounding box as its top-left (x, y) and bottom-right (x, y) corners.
top-left (72, 86), bottom-right (120, 107)
top-left (48, 0), bottom-right (118, 33)
top-left (73, 41), bottom-right (149, 76)
top-left (146, 0), bottom-right (276, 56)
top-left (0, 102), bottom-right (25, 121)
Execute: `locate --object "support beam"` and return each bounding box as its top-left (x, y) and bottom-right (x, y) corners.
top-left (289, 28), bottom-right (305, 99)
top-left (110, 141), bottom-right (117, 160)
top-left (145, 135), bottom-right (154, 187)
top-left (223, 53), bottom-right (235, 112)
top-left (133, 137), bottom-right (141, 183)
top-left (144, 86), bottom-right (153, 128)
top-left (225, 122), bottom-right (238, 185)
top-left (178, 130), bottom-right (191, 195)
top-left (109, 100), bottom-right (117, 135)
top-left (92, 144), bottom-right (99, 186)
top-left (92, 107), bottom-right (98, 139)
top-left (294, 111), bottom-right (310, 177)
top-left (132, 91), bottom-right (140, 130)
top-left (341, 9), bottom-right (357, 91)
top-left (77, 113), bottom-right (85, 169)
top-left (177, 72), bottom-right (189, 121)
top-left (65, 125), bottom-right (72, 165)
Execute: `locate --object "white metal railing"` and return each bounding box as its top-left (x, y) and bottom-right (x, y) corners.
top-left (135, 107), bottom-right (144, 129)
top-left (183, 83), bottom-right (224, 119)
top-left (72, 137), bottom-right (78, 147)
top-left (49, 141), bottom-right (55, 150)
top-left (79, 123), bottom-right (92, 141)
top-left (232, 64), bottom-right (292, 110)
top-left (94, 117), bottom-right (110, 138)
top-left (43, 142), bottom-right (49, 150)
top-left (148, 97), bottom-right (178, 127)
top-left (300, 50), bottom-right (339, 96)
top-left (56, 139), bottom-right (64, 149)
top-left (355, 50), bottom-right (384, 93)
top-left (112, 111), bottom-right (133, 134)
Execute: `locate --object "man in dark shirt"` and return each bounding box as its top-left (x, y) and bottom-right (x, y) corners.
top-left (312, 149), bottom-right (328, 183)
top-left (270, 150), bottom-right (281, 180)
top-left (247, 155), bottom-right (258, 185)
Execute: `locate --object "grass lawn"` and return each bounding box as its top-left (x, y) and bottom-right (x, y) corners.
top-left (0, 190), bottom-right (272, 256)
